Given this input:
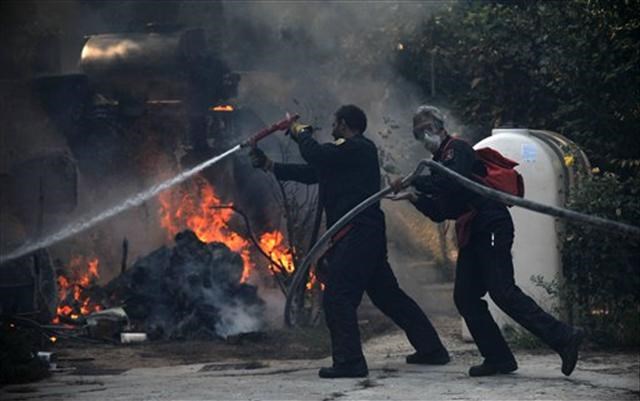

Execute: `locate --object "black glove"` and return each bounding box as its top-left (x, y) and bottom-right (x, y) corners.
top-left (249, 147), bottom-right (272, 171)
top-left (412, 175), bottom-right (435, 194)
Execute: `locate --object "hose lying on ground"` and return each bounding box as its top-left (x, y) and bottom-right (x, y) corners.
top-left (284, 159), bottom-right (640, 326)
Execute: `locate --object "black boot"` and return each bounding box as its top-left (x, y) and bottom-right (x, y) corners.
top-left (469, 360), bottom-right (518, 377)
top-left (318, 360), bottom-right (368, 379)
top-left (406, 349), bottom-right (451, 365)
top-left (559, 328), bottom-right (585, 376)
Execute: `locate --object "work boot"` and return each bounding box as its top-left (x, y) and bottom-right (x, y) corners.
top-left (318, 360), bottom-right (368, 379)
top-left (406, 349), bottom-right (451, 365)
top-left (559, 327), bottom-right (585, 376)
top-left (468, 360), bottom-right (518, 377)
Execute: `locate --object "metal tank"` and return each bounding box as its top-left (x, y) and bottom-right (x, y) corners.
top-left (462, 128), bottom-right (590, 340)
top-left (78, 27), bottom-right (239, 156)
top-left (79, 28), bottom-right (232, 101)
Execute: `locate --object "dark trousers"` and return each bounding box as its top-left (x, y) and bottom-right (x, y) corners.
top-left (453, 208), bottom-right (572, 365)
top-left (323, 224), bottom-right (446, 366)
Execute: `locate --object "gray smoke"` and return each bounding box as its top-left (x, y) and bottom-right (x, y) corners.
top-left (220, 1), bottom-right (446, 161)
top-left (1, 1), bottom-right (458, 329)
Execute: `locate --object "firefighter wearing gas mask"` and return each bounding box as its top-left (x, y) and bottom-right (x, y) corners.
top-left (250, 105), bottom-right (449, 379)
top-left (392, 105), bottom-right (584, 377)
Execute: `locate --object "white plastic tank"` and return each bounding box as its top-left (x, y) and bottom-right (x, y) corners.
top-left (461, 128), bottom-right (589, 340)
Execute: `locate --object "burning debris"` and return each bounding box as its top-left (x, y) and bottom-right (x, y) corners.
top-left (46, 173), bottom-right (325, 342)
top-left (106, 229), bottom-right (265, 340)
top-left (53, 255), bottom-right (103, 324)
top-left (158, 175), bottom-right (297, 287)
top-left (55, 229), bottom-right (265, 341)
top-left (158, 175), bottom-right (255, 283)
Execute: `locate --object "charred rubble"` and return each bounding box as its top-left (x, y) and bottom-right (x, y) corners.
top-left (99, 229), bottom-right (265, 341)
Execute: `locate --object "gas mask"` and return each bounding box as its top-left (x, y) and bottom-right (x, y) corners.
top-left (421, 129), bottom-right (442, 152)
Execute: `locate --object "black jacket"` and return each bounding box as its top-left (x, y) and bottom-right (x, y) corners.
top-left (273, 131), bottom-right (384, 228)
top-left (411, 135), bottom-right (486, 221)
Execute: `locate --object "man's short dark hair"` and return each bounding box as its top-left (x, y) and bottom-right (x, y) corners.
top-left (335, 104), bottom-right (367, 134)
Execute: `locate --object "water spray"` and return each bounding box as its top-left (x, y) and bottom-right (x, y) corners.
top-left (284, 159), bottom-right (640, 326)
top-left (0, 114), bottom-right (299, 265)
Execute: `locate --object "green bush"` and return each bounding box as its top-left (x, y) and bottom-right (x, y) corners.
top-left (561, 173), bottom-right (640, 346)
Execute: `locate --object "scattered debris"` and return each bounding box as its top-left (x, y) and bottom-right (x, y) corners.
top-left (86, 307), bottom-right (129, 341)
top-left (36, 352), bottom-right (57, 370)
top-left (120, 333), bottom-right (147, 344)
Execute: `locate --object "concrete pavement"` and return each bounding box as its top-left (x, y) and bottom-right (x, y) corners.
top-left (2, 330), bottom-right (638, 400)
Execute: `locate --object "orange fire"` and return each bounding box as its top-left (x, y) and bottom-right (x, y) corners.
top-left (258, 231), bottom-right (295, 274)
top-left (159, 176), bottom-right (255, 282)
top-left (306, 270), bottom-right (325, 291)
top-left (157, 175), bottom-right (324, 293)
top-left (53, 256), bottom-right (103, 323)
top-left (210, 104), bottom-right (235, 112)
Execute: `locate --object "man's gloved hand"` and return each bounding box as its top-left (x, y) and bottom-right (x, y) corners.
top-left (286, 121), bottom-right (312, 141)
top-left (249, 147), bottom-right (273, 171)
top-left (412, 175), bottom-right (435, 194)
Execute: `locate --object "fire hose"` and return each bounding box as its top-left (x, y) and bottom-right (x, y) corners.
top-left (284, 159), bottom-right (640, 327)
top-left (0, 114), bottom-right (299, 265)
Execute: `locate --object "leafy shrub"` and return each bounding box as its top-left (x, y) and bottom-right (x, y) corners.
top-left (561, 173), bottom-right (640, 346)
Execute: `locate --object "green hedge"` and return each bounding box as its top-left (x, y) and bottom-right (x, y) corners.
top-left (561, 172), bottom-right (640, 346)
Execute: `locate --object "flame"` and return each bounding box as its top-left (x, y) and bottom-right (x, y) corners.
top-left (258, 231), bottom-right (294, 274)
top-left (159, 175), bottom-right (253, 282)
top-left (210, 104), bottom-right (235, 112)
top-left (158, 175), bottom-right (322, 291)
top-left (53, 256), bottom-right (103, 323)
top-left (306, 270), bottom-right (325, 291)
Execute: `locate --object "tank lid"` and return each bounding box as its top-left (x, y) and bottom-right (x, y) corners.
top-left (492, 128), bottom-right (530, 136)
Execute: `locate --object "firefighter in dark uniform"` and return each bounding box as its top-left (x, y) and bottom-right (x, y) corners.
top-left (392, 105), bottom-right (584, 377)
top-left (250, 105), bottom-right (449, 378)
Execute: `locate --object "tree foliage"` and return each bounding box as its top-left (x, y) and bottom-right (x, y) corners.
top-left (396, 0), bottom-right (640, 175)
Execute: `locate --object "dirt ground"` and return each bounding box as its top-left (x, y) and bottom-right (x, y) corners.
top-left (41, 300), bottom-right (398, 373)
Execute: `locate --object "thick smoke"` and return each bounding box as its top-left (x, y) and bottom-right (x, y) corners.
top-left (220, 1), bottom-right (445, 166)
top-left (210, 2), bottom-right (461, 315)
top-left (2, 1), bottom-right (458, 329)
